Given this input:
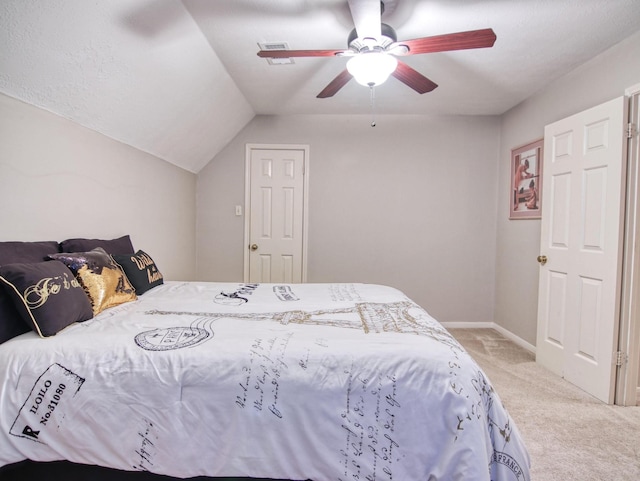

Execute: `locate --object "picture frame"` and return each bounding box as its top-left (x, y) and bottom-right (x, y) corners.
top-left (510, 139), bottom-right (543, 220)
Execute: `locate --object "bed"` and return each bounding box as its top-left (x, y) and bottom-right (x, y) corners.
top-left (0, 238), bottom-right (530, 481)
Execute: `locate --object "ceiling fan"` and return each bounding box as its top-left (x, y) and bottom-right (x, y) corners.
top-left (257, 0), bottom-right (496, 98)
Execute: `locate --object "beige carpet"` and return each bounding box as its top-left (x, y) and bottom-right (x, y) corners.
top-left (449, 328), bottom-right (640, 481)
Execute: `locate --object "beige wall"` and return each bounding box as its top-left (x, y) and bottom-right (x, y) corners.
top-left (0, 94), bottom-right (197, 280)
top-left (495, 30), bottom-right (640, 345)
top-left (197, 114), bottom-right (501, 324)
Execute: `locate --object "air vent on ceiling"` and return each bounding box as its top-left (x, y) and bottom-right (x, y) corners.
top-left (258, 42), bottom-right (295, 65)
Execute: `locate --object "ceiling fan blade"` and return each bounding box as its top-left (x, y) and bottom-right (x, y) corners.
top-left (317, 69), bottom-right (353, 98)
top-left (348, 0), bottom-right (381, 40)
top-left (400, 28), bottom-right (497, 55)
top-left (391, 61), bottom-right (438, 94)
top-left (258, 49), bottom-right (348, 58)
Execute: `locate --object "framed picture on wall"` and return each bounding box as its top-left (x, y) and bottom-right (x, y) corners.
top-left (510, 139), bottom-right (543, 220)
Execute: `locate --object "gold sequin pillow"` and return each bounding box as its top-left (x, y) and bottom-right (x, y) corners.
top-left (49, 247), bottom-right (136, 315)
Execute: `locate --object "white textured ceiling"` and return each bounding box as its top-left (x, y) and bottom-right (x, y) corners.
top-left (1, 0), bottom-right (640, 173)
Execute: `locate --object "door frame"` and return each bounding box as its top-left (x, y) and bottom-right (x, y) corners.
top-left (243, 143), bottom-right (310, 283)
top-left (616, 84), bottom-right (640, 406)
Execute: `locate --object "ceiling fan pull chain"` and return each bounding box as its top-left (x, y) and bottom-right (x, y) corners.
top-left (370, 85), bottom-right (376, 127)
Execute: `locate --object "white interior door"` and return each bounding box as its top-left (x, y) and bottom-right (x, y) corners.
top-left (245, 145), bottom-right (308, 283)
top-left (536, 96), bottom-right (627, 404)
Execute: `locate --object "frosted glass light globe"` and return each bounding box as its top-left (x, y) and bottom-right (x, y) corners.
top-left (347, 52), bottom-right (398, 87)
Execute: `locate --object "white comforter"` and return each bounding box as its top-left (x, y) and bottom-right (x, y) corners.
top-left (0, 282), bottom-right (530, 480)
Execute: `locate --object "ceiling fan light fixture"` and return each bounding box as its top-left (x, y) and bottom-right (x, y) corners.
top-left (346, 52), bottom-right (398, 87)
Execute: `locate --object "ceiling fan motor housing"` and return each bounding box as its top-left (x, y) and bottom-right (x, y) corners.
top-left (348, 23), bottom-right (397, 52)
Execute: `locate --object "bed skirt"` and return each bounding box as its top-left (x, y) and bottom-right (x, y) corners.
top-left (0, 460), bottom-right (294, 481)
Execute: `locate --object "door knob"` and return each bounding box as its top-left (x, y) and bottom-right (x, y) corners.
top-left (537, 255), bottom-right (548, 265)
top-left (250, 244), bottom-right (258, 251)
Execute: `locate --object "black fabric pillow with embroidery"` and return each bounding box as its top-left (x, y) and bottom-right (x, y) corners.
top-left (0, 261), bottom-right (93, 337)
top-left (0, 240), bottom-right (62, 343)
top-left (113, 250), bottom-right (164, 295)
top-left (60, 235), bottom-right (134, 255)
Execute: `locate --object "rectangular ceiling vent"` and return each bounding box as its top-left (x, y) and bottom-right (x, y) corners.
top-left (258, 42), bottom-right (295, 65)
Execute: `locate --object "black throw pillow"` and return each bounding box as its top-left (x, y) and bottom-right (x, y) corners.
top-left (60, 235), bottom-right (134, 255)
top-left (113, 250), bottom-right (164, 295)
top-left (0, 240), bottom-right (61, 343)
top-left (0, 261), bottom-right (93, 337)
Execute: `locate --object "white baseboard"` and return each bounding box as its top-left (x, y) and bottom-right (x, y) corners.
top-left (441, 321), bottom-right (536, 354)
top-left (442, 321), bottom-right (494, 329)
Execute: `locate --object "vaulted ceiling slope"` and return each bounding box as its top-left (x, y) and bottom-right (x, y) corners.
top-left (0, 0), bottom-right (255, 174)
top-left (2, 0), bottom-right (640, 173)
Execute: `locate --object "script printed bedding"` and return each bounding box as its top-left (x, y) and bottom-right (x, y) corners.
top-left (0, 281), bottom-right (530, 480)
